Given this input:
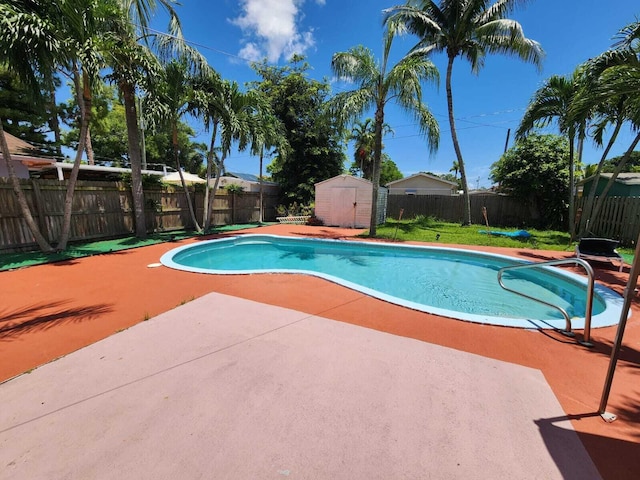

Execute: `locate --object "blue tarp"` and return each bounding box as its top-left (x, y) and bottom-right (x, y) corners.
top-left (478, 229), bottom-right (531, 239)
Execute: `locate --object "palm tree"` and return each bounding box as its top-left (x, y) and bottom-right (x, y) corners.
top-left (349, 118), bottom-right (393, 180)
top-left (577, 21), bottom-right (640, 234)
top-left (56, 0), bottom-right (113, 250)
top-left (246, 91), bottom-right (288, 223)
top-left (210, 82), bottom-right (255, 220)
top-left (0, 0), bottom-right (106, 252)
top-left (0, 1), bottom-right (63, 252)
top-left (385, 0), bottom-right (543, 226)
top-left (331, 25), bottom-right (439, 236)
top-left (105, 0), bottom-right (188, 239)
top-left (516, 69), bottom-right (588, 240)
top-left (449, 160), bottom-right (460, 180)
top-left (145, 58), bottom-right (205, 231)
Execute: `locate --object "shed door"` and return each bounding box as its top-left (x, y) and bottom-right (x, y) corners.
top-left (330, 187), bottom-right (357, 227)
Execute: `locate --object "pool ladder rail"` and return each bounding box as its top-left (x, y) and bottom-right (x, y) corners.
top-left (497, 258), bottom-right (595, 347)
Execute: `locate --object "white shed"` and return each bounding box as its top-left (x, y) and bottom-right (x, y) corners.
top-left (314, 175), bottom-right (387, 228)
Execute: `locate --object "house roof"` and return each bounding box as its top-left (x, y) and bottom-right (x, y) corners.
top-left (385, 172), bottom-right (458, 187)
top-left (578, 172), bottom-right (640, 186)
top-left (226, 172), bottom-right (260, 182)
top-left (2, 131), bottom-right (38, 155)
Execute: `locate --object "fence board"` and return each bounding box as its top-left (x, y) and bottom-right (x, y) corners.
top-left (0, 179), bottom-right (283, 252)
top-left (387, 194), bottom-right (534, 228)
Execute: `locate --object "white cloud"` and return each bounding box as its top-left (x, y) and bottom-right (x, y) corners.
top-left (230, 0), bottom-right (320, 63)
top-left (238, 42), bottom-right (263, 62)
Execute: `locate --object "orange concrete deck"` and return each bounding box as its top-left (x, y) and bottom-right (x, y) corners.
top-left (1, 224), bottom-right (639, 478)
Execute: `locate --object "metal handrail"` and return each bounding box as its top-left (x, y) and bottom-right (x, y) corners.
top-left (497, 258), bottom-right (595, 347)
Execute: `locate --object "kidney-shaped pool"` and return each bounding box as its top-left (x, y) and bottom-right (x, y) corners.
top-left (160, 234), bottom-right (624, 329)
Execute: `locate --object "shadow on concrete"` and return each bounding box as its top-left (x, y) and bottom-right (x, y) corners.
top-left (536, 412), bottom-right (640, 480)
top-left (0, 300), bottom-right (114, 341)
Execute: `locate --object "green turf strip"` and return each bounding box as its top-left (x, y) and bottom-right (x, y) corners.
top-left (0, 223), bottom-right (270, 271)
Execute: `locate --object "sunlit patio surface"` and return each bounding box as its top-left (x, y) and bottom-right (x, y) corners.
top-left (1, 224), bottom-right (638, 479)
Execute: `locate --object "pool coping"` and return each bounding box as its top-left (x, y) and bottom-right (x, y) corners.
top-left (160, 234), bottom-right (626, 330)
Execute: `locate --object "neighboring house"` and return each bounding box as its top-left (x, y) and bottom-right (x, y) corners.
top-left (578, 173), bottom-right (640, 198)
top-left (215, 172), bottom-right (280, 195)
top-left (0, 131), bottom-right (56, 179)
top-left (315, 174), bottom-right (387, 228)
top-left (385, 172), bottom-right (458, 196)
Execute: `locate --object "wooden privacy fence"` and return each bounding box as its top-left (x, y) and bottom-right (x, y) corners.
top-left (576, 196), bottom-right (640, 246)
top-left (387, 194), bottom-right (537, 228)
top-left (0, 179), bottom-right (279, 252)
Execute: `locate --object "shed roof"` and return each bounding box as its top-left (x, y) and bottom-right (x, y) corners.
top-left (314, 174), bottom-right (374, 187)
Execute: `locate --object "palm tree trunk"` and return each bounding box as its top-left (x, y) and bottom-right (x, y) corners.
top-left (590, 132), bottom-right (640, 226)
top-left (85, 125), bottom-right (95, 165)
top-left (259, 146), bottom-right (264, 223)
top-left (207, 156), bottom-right (225, 227)
top-left (369, 103), bottom-right (384, 237)
top-left (57, 67), bottom-right (91, 251)
top-left (203, 121), bottom-right (218, 230)
top-left (120, 80), bottom-right (147, 239)
top-left (172, 123), bottom-right (201, 232)
top-left (446, 56), bottom-right (471, 225)
top-left (0, 121), bottom-right (53, 252)
top-left (568, 134), bottom-right (576, 241)
top-left (579, 117), bottom-right (624, 236)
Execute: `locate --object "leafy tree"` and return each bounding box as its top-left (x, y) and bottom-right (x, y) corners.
top-left (379, 155), bottom-right (403, 185)
top-left (60, 83), bottom-right (129, 164)
top-left (491, 134), bottom-right (569, 229)
top-left (597, 151), bottom-right (640, 173)
top-left (385, 0), bottom-right (543, 226)
top-left (331, 25), bottom-right (439, 236)
top-left (0, 67), bottom-right (56, 155)
top-left (145, 123), bottom-right (207, 174)
top-left (253, 56), bottom-right (345, 206)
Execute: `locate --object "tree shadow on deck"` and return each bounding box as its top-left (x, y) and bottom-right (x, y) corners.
top-left (0, 300), bottom-right (114, 342)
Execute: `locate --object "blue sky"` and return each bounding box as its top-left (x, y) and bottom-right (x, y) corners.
top-left (150, 0), bottom-right (639, 187)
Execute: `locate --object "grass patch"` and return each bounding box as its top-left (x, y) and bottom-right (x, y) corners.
top-left (370, 216), bottom-right (574, 252)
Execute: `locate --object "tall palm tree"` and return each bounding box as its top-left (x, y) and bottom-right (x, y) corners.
top-left (516, 69), bottom-right (588, 240)
top-left (331, 25), bottom-right (439, 236)
top-left (385, 0), bottom-right (543, 226)
top-left (246, 91), bottom-right (288, 223)
top-left (105, 0), bottom-right (187, 239)
top-left (145, 58), bottom-right (204, 231)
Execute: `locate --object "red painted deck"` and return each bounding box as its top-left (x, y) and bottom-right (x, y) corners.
top-left (1, 224), bottom-right (638, 478)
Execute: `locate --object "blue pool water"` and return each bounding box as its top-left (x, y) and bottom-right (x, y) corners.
top-left (160, 235), bottom-right (623, 329)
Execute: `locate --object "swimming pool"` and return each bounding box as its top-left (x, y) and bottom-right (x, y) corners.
top-left (160, 234), bottom-right (624, 329)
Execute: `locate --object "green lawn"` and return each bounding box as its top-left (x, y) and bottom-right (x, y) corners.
top-left (369, 216), bottom-right (635, 263)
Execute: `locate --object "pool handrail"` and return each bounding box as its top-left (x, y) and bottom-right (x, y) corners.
top-left (497, 258), bottom-right (595, 347)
